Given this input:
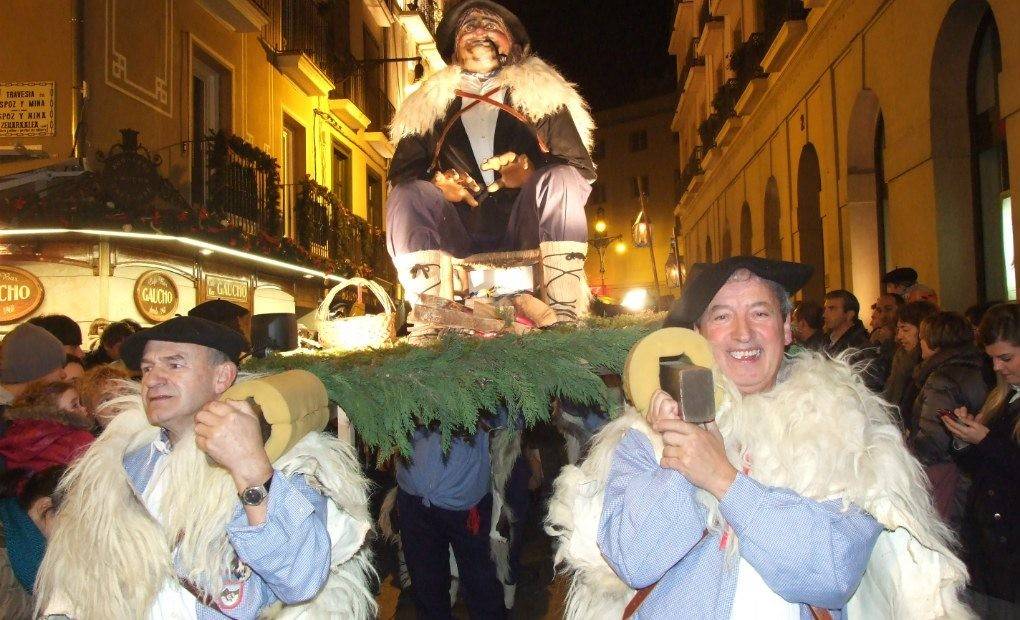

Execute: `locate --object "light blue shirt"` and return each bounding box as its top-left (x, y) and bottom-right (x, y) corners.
top-left (123, 433), bottom-right (331, 619)
top-left (598, 429), bottom-right (882, 619)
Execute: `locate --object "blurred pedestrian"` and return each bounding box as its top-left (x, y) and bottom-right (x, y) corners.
top-left (1, 324), bottom-right (68, 429)
top-left (791, 301), bottom-right (826, 351)
top-left (28, 315), bottom-right (84, 361)
top-left (82, 319), bottom-right (140, 369)
top-left (885, 300), bottom-right (939, 429)
top-left (882, 267), bottom-right (918, 297)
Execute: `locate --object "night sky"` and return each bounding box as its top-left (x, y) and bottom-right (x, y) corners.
top-left (499, 0), bottom-right (677, 111)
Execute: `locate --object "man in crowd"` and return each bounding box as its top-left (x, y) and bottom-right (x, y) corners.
top-left (385, 0), bottom-right (595, 322)
top-left (82, 319), bottom-right (141, 369)
top-left (35, 317), bottom-right (375, 618)
top-left (883, 266), bottom-right (918, 297)
top-left (0, 323), bottom-right (67, 425)
top-left (547, 256), bottom-right (968, 618)
top-left (870, 293), bottom-right (903, 344)
top-left (791, 300), bottom-right (826, 351)
top-left (27, 315), bottom-right (84, 361)
top-left (905, 283), bottom-right (940, 307)
top-left (822, 289), bottom-right (871, 356)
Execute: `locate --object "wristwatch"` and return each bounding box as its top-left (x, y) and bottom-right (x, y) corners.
top-left (238, 474), bottom-right (273, 506)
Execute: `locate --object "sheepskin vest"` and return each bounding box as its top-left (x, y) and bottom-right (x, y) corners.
top-left (34, 394), bottom-right (376, 619)
top-left (546, 352), bottom-right (972, 620)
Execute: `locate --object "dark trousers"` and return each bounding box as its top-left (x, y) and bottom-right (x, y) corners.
top-left (504, 455), bottom-right (531, 586)
top-left (386, 164), bottom-right (591, 257)
top-left (396, 489), bottom-right (506, 619)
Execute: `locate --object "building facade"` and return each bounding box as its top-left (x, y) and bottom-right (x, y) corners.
top-left (586, 93), bottom-right (682, 305)
top-left (670, 0), bottom-right (1018, 315)
top-left (0, 0), bottom-right (446, 342)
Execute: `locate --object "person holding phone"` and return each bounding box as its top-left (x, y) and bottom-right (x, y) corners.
top-left (944, 303), bottom-right (1020, 617)
top-left (34, 317), bottom-right (375, 619)
top-left (907, 311), bottom-right (993, 524)
top-left (548, 257), bottom-right (968, 619)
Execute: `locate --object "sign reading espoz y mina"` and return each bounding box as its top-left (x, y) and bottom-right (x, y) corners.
top-left (0, 82), bottom-right (55, 137)
top-left (0, 266), bottom-right (44, 324)
top-left (134, 271), bottom-right (179, 322)
top-left (205, 274), bottom-right (249, 306)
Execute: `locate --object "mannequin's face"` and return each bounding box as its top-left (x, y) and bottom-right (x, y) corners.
top-left (454, 9), bottom-right (512, 73)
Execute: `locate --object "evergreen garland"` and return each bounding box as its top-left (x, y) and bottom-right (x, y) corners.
top-left (244, 317), bottom-right (661, 455)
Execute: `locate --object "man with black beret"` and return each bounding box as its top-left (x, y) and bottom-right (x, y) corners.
top-left (549, 256), bottom-right (968, 618)
top-left (36, 316), bottom-right (376, 617)
top-left (883, 266), bottom-right (918, 297)
top-left (189, 298), bottom-right (250, 338)
top-left (386, 0), bottom-right (596, 323)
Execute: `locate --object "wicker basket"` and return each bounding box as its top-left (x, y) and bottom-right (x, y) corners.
top-left (315, 277), bottom-right (395, 351)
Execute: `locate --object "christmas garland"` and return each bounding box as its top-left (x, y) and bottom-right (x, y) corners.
top-left (244, 316), bottom-right (661, 456)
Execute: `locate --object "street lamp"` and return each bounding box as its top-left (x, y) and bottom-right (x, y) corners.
top-left (665, 238), bottom-right (683, 288)
top-left (590, 206), bottom-right (621, 295)
top-left (632, 187), bottom-right (662, 309)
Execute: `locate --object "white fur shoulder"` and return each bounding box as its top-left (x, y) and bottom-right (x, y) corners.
top-left (389, 56), bottom-right (594, 151)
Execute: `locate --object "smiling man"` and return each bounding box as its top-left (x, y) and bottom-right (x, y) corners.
top-left (547, 256), bottom-right (970, 619)
top-left (386, 0), bottom-right (596, 323)
top-left (35, 317), bottom-right (375, 619)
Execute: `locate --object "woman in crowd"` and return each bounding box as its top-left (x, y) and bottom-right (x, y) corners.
top-left (908, 311), bottom-right (992, 524)
top-left (0, 381), bottom-right (94, 491)
top-left (885, 300), bottom-right (939, 427)
top-left (944, 303), bottom-right (1020, 617)
top-left (76, 364), bottom-right (135, 428)
top-left (0, 466), bottom-right (65, 619)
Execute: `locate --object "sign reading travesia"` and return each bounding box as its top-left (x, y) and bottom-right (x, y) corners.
top-left (134, 271), bottom-right (179, 323)
top-left (0, 266), bottom-right (44, 324)
top-left (205, 274), bottom-right (250, 306)
top-left (0, 82), bottom-right (55, 137)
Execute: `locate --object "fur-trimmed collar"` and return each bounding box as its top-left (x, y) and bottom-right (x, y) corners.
top-left (4, 403), bottom-right (94, 430)
top-left (389, 56), bottom-right (595, 152)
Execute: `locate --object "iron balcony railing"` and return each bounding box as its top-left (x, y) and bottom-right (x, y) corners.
top-left (281, 0), bottom-right (343, 86)
top-left (193, 134), bottom-right (279, 237)
top-left (406, 0), bottom-right (440, 36)
top-left (763, 0), bottom-right (809, 41)
top-left (698, 0), bottom-right (723, 33)
top-left (678, 37), bottom-right (706, 87)
top-left (729, 32), bottom-right (770, 86)
top-left (676, 146), bottom-right (705, 202)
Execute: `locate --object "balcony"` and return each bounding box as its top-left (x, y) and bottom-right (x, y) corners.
top-left (398, 0), bottom-right (440, 45)
top-left (678, 38), bottom-right (706, 87)
top-left (676, 146), bottom-right (705, 203)
top-left (276, 0), bottom-right (340, 96)
top-left (197, 0), bottom-right (270, 32)
top-left (761, 0), bottom-right (809, 73)
top-left (294, 178), bottom-right (395, 281)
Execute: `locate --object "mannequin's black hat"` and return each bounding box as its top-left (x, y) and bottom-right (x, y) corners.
top-left (436, 0), bottom-right (530, 64)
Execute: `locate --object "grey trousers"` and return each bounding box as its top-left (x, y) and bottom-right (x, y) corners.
top-left (386, 164), bottom-right (591, 258)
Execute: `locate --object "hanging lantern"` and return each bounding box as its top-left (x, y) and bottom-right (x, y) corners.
top-left (665, 239), bottom-right (681, 288)
top-left (632, 210), bottom-right (650, 248)
top-left (594, 206), bottom-right (608, 235)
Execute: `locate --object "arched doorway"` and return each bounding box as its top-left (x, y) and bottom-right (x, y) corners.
top-left (740, 202), bottom-right (753, 255)
top-left (797, 144), bottom-right (825, 301)
top-left (845, 89), bottom-right (886, 317)
top-left (931, 0), bottom-right (1013, 304)
top-left (764, 176), bottom-right (782, 259)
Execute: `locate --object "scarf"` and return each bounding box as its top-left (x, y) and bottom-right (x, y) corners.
top-left (0, 497), bottom-right (45, 593)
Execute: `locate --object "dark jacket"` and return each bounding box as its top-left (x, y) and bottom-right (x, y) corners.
top-left (952, 396), bottom-right (1020, 602)
top-left (823, 319), bottom-right (871, 357)
top-left (909, 345), bottom-right (993, 467)
top-left (388, 62), bottom-right (595, 248)
top-left (884, 346), bottom-right (920, 428)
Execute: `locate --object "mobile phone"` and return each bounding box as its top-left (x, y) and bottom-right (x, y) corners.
top-left (937, 408), bottom-right (960, 423)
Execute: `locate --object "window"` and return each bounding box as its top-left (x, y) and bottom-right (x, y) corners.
top-left (281, 115), bottom-right (306, 239)
top-left (589, 182), bottom-right (606, 205)
top-left (191, 49), bottom-right (232, 205)
top-left (629, 130), bottom-right (648, 152)
top-left (631, 175), bottom-right (650, 198)
top-left (367, 171), bottom-right (384, 229)
top-left (332, 141), bottom-right (351, 209)
top-left (592, 139), bottom-right (605, 161)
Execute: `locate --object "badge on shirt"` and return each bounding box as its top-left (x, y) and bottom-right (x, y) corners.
top-left (217, 558), bottom-right (252, 610)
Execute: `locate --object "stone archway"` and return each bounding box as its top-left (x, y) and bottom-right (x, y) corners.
top-left (931, 0), bottom-right (1012, 305)
top-left (764, 176), bottom-right (782, 259)
top-left (797, 144), bottom-right (825, 302)
top-left (845, 89), bottom-right (885, 317)
top-left (740, 201), bottom-right (753, 255)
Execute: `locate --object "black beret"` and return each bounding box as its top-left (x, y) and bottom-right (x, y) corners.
top-left (188, 299), bottom-right (249, 323)
top-left (121, 316), bottom-right (249, 371)
top-left (436, 0), bottom-right (530, 64)
top-left (881, 267), bottom-right (918, 285)
top-left (664, 256), bottom-right (814, 328)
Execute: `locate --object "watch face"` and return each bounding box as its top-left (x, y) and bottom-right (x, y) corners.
top-left (240, 486), bottom-right (267, 506)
